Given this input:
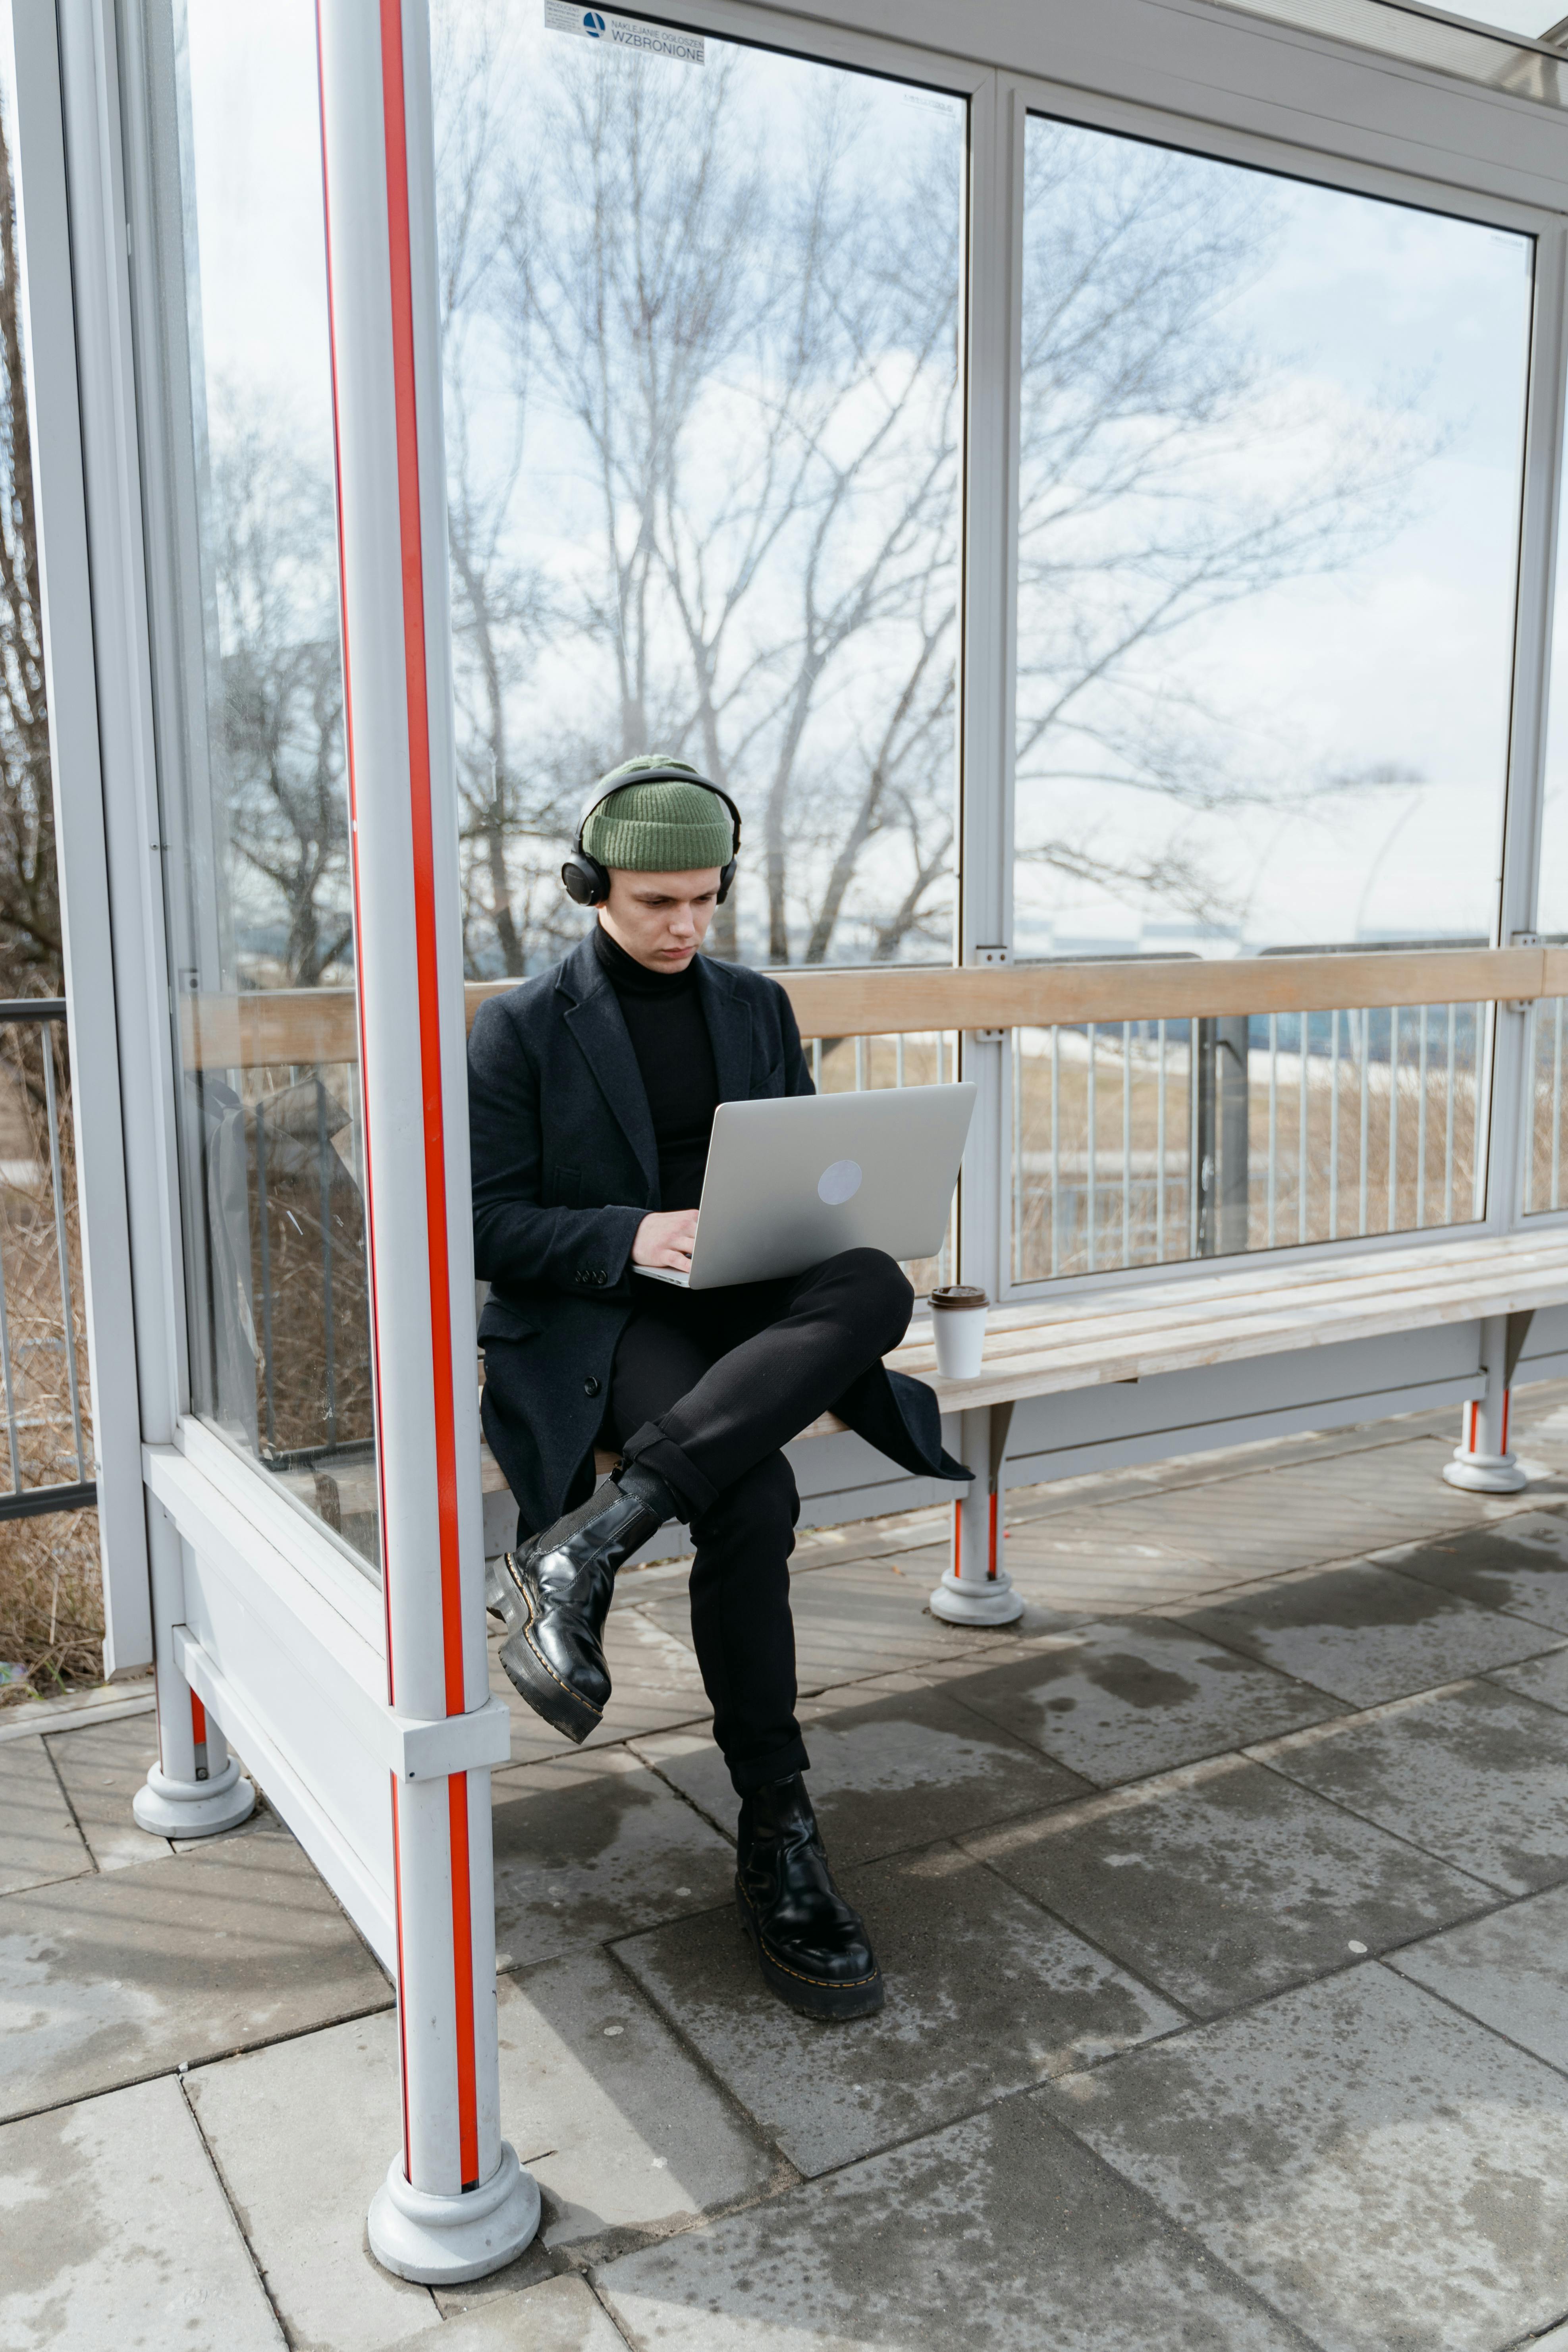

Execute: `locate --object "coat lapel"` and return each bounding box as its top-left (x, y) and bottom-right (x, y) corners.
top-left (694, 955), bottom-right (754, 1102)
top-left (559, 938), bottom-right (659, 1197)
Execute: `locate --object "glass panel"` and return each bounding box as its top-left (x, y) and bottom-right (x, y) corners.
top-left (1012, 118), bottom-right (1526, 1280)
top-left (1012, 1002), bottom-right (1487, 1282)
top-left (431, 6), bottom-right (963, 971)
top-left (1014, 116), bottom-right (1531, 964)
top-left (142, 2), bottom-right (377, 1569)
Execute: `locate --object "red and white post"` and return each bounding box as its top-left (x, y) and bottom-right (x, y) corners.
top-left (132, 1504), bottom-right (256, 1837)
top-left (930, 1403), bottom-right (1022, 1625)
top-left (1443, 1312), bottom-right (1530, 1495)
top-left (316, 0), bottom-right (537, 2280)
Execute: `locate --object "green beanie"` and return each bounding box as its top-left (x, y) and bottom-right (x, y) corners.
top-left (583, 756), bottom-right (733, 874)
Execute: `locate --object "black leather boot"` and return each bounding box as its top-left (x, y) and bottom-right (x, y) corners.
top-left (494, 1463), bottom-right (677, 1743)
top-left (735, 1773), bottom-right (884, 2020)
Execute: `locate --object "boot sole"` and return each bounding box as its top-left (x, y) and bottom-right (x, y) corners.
top-left (498, 1597), bottom-right (604, 1746)
top-left (735, 1884), bottom-right (885, 2021)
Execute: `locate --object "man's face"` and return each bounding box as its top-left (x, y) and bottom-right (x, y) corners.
top-left (598, 868), bottom-right (720, 972)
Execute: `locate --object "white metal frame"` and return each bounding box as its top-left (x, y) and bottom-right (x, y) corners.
top-left (17, 0), bottom-right (1568, 2284)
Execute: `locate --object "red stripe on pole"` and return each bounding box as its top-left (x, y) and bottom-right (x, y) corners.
top-left (448, 1775), bottom-right (480, 2187)
top-left (378, 0), bottom-right (463, 1717)
top-left (390, 1776), bottom-right (413, 2176)
top-left (380, 0), bottom-right (480, 2186)
top-left (189, 1690), bottom-right (207, 1744)
top-left (315, 0), bottom-right (394, 1691)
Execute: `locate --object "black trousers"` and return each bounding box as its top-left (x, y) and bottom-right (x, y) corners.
top-left (600, 1246), bottom-right (914, 1794)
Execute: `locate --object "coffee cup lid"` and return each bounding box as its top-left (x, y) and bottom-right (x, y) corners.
top-left (929, 1284), bottom-right (987, 1310)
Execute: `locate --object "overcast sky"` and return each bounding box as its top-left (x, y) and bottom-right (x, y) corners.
top-left (181, 0), bottom-right (1566, 961)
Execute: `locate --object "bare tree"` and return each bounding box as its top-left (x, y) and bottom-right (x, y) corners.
top-left (209, 405), bottom-right (352, 988)
top-left (0, 93), bottom-right (58, 998)
top-left (487, 46), bottom-right (962, 963)
top-left (1011, 126), bottom-right (1432, 930)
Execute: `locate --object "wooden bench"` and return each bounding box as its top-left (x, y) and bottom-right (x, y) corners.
top-left (481, 1226), bottom-right (1568, 1622)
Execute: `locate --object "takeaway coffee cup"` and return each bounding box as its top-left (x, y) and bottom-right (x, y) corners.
top-left (929, 1284), bottom-right (988, 1380)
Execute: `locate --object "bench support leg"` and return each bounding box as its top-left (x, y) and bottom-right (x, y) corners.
top-left (1443, 1312), bottom-right (1531, 1494)
top-left (133, 1504), bottom-right (255, 1839)
top-left (930, 1405), bottom-right (1024, 1626)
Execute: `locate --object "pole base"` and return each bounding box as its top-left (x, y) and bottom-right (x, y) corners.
top-left (132, 1758), bottom-right (256, 1839)
top-left (930, 1567), bottom-right (1024, 1627)
top-left (1443, 1452), bottom-right (1530, 1495)
top-left (368, 2142), bottom-right (540, 2284)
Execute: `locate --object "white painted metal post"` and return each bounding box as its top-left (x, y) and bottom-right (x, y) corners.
top-left (51, 0), bottom-right (255, 1830)
top-left (315, 0), bottom-right (536, 2281)
top-left (931, 76), bottom-right (1024, 1631)
top-left (132, 1505), bottom-right (253, 1834)
top-left (5, 0), bottom-right (153, 1679)
top-left (1443, 1314), bottom-right (1530, 1493)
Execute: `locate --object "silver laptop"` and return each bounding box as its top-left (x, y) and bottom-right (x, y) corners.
top-left (636, 1082), bottom-right (976, 1290)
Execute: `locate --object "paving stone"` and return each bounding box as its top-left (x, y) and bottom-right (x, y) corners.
top-left (490, 1747), bottom-right (735, 1969)
top-left (496, 1950), bottom-right (778, 2248)
top-left (1175, 1559), bottom-right (1560, 1706)
top-left (490, 1603), bottom-right (710, 1768)
top-left (422, 2275), bottom-right (628, 2350)
top-left (1041, 1963), bottom-right (1568, 2352)
top-left (0, 1817), bottom-right (391, 2120)
top-left (1251, 1677), bottom-right (1568, 1897)
top-left (1488, 1644), bottom-right (1568, 1709)
top-left (615, 1839), bottom-right (1180, 2177)
top-left (923, 1617), bottom-right (1339, 1786)
top-left (987, 1515), bottom-right (1253, 1619)
top-left (191, 1947), bottom-right (772, 2318)
top-left (0, 2074), bottom-right (283, 2350)
top-left (187, 2010), bottom-right (441, 2352)
top-left (0, 1732), bottom-right (91, 1895)
top-left (636, 1673), bottom-right (1088, 1868)
top-left (1061, 1477), bottom-right (1415, 1575)
top-left (597, 2093), bottom-right (1305, 2351)
top-left (966, 1751), bottom-right (1494, 2018)
top-left (44, 1714), bottom-right (172, 1872)
top-left (1386, 1882), bottom-right (1568, 2070)
top-left (1373, 1509), bottom-right (1568, 1634)
top-left (642, 1555), bottom-right (1018, 1698)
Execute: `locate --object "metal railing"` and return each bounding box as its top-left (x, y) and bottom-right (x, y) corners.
top-left (0, 1001), bottom-right (93, 1519)
top-left (1012, 1001), bottom-right (1488, 1284)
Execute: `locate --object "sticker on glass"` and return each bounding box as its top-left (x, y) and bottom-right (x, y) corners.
top-left (543, 4), bottom-right (704, 64)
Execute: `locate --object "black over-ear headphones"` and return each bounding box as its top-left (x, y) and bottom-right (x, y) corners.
top-left (560, 765), bottom-right (743, 906)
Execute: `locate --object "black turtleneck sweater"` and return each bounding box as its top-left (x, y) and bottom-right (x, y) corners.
top-left (593, 924), bottom-right (719, 1209)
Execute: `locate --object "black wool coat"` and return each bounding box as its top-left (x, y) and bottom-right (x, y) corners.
top-left (467, 932), bottom-right (969, 1537)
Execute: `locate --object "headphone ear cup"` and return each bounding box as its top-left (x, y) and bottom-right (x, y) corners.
top-left (560, 854), bottom-right (609, 906)
top-left (716, 859), bottom-right (737, 906)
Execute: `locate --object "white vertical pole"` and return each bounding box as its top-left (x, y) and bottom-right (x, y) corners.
top-left (315, 0), bottom-right (535, 2281)
top-left (5, 0), bottom-right (153, 1676)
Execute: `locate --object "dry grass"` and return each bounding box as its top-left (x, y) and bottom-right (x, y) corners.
top-left (0, 1019), bottom-right (101, 1699)
top-left (0, 1504), bottom-right (102, 1700)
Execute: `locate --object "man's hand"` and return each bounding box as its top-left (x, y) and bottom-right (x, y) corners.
top-left (632, 1208), bottom-right (699, 1272)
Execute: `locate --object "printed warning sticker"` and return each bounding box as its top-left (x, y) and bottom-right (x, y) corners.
top-left (543, 4), bottom-right (704, 64)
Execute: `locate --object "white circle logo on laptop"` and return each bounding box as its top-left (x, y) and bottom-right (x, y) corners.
top-left (818, 1158), bottom-right (863, 1205)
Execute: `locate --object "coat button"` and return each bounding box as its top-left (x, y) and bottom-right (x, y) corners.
top-left (584, 1376), bottom-right (601, 1399)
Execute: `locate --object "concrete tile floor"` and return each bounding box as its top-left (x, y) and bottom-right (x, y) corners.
top-left (14, 1389), bottom-right (1568, 2346)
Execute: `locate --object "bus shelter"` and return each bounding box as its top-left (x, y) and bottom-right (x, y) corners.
top-left (12, 0), bottom-right (1568, 2284)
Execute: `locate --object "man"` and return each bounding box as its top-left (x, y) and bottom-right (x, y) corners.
top-left (468, 754), bottom-right (967, 2020)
